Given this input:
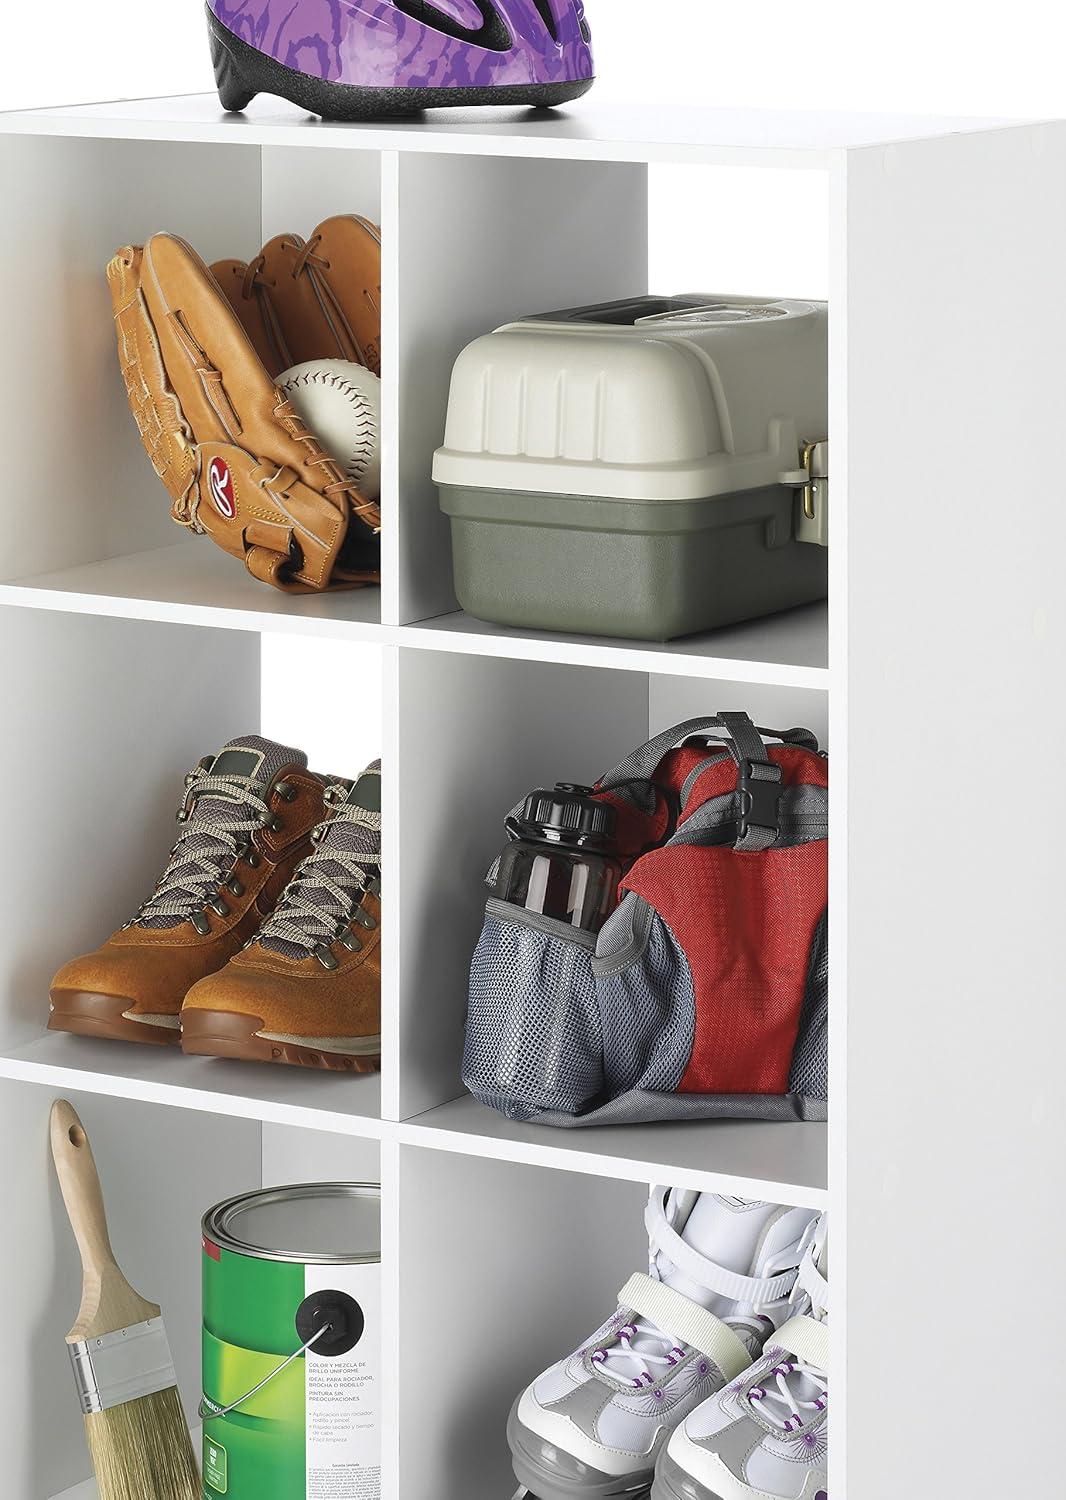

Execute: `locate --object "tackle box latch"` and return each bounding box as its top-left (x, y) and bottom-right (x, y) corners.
top-left (781, 439), bottom-right (829, 546)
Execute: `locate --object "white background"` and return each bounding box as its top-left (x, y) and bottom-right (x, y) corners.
top-left (3, 0), bottom-right (1062, 117)
top-left (5, 0), bottom-right (1055, 778)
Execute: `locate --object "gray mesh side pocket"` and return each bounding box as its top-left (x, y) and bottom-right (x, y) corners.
top-left (463, 900), bottom-right (602, 1121)
top-left (593, 894), bottom-right (697, 1100)
top-left (789, 911), bottom-right (828, 1101)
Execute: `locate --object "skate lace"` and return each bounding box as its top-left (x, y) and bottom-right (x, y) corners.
top-left (594, 1311), bottom-right (766, 1390)
top-left (254, 794), bottom-right (380, 954)
top-left (131, 768), bottom-right (272, 926)
top-left (748, 1352), bottom-right (828, 1432)
top-left (749, 1221), bottom-right (829, 1432)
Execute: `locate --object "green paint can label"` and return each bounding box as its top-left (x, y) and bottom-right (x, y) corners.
top-left (202, 1184), bottom-right (381, 1500)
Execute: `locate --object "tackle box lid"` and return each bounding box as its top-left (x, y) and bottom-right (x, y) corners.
top-left (433, 294), bottom-right (827, 503)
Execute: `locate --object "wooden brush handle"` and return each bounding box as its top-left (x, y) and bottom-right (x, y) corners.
top-left (50, 1101), bottom-right (159, 1343)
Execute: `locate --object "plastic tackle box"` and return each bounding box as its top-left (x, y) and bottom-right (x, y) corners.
top-left (433, 295), bottom-right (829, 642)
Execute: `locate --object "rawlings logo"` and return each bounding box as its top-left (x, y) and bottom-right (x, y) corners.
top-left (208, 459), bottom-right (236, 519)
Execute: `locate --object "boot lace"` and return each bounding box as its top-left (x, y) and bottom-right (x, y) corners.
top-left (131, 766), bottom-right (272, 926)
top-left (254, 795), bottom-right (380, 955)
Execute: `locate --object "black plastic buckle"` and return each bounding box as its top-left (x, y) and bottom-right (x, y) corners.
top-left (737, 760), bottom-right (783, 845)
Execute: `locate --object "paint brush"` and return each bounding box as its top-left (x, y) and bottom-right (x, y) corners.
top-left (50, 1099), bottom-right (200, 1500)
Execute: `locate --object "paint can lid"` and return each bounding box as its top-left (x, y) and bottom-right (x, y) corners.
top-left (203, 1183), bottom-right (381, 1265)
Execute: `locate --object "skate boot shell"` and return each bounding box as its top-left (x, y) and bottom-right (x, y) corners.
top-left (509, 1190), bottom-right (820, 1500)
top-left (652, 1216), bottom-right (828, 1500)
top-left (181, 763), bottom-right (381, 1070)
top-left (49, 736), bottom-right (326, 1044)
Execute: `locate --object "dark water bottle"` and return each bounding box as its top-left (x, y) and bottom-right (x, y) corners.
top-left (494, 784), bottom-right (624, 933)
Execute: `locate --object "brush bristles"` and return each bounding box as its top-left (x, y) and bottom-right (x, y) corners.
top-left (84, 1385), bottom-right (200, 1500)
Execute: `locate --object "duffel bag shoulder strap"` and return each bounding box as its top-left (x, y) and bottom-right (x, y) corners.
top-left (598, 712), bottom-right (819, 853)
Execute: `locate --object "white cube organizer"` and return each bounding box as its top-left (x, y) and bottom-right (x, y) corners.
top-left (0, 96), bottom-right (1063, 1500)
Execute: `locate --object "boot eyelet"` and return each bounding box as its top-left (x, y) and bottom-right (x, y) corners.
top-left (245, 849), bottom-right (261, 869)
top-left (275, 781), bottom-right (299, 803)
top-left (208, 894), bottom-right (229, 917)
top-left (314, 944), bottom-right (339, 971)
top-left (340, 930), bottom-right (363, 952)
top-left (258, 811), bottom-right (283, 832)
top-left (227, 878), bottom-right (244, 897)
top-left (354, 906), bottom-right (377, 931)
top-left (191, 911), bottom-right (211, 935)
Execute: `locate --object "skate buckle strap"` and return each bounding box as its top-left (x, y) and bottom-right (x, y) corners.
top-left (645, 1191), bottom-right (797, 1308)
top-left (769, 1312), bottom-right (828, 1373)
top-left (617, 1273), bottom-right (752, 1382)
top-left (797, 1244), bottom-right (829, 1315)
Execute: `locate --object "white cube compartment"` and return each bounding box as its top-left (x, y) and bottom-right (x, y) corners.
top-left (0, 94), bottom-right (1062, 1500)
top-left (0, 133), bottom-right (385, 636)
top-left (0, 607), bottom-right (386, 1135)
top-left (392, 648), bottom-right (830, 1202)
top-left (0, 1080), bottom-right (379, 1499)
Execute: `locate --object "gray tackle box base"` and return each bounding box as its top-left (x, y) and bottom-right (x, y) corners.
top-left (441, 483), bottom-right (828, 642)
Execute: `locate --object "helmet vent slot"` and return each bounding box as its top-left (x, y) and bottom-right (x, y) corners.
top-left (530, 0), bottom-right (562, 41)
top-left (393, 0), bottom-right (512, 53)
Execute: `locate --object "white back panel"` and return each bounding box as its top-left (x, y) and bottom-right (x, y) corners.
top-left (0, 609), bottom-right (258, 1048)
top-left (0, 136), bottom-right (262, 578)
top-left (396, 1149), bottom-right (645, 1500)
top-left (0, 1083), bottom-right (259, 1498)
top-left (395, 651), bottom-right (649, 1118)
top-left (393, 154), bottom-right (649, 623)
top-left (260, 145), bottom-right (382, 245)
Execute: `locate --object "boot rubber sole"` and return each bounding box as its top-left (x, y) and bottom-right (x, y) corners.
top-left (180, 1008), bottom-right (381, 1072)
top-left (208, 6), bottom-right (594, 121)
top-left (48, 990), bottom-right (181, 1046)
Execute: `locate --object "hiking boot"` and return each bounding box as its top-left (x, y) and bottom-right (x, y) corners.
top-left (180, 762), bottom-right (381, 1071)
top-left (48, 737), bottom-right (327, 1045)
top-left (652, 1215), bottom-right (829, 1500)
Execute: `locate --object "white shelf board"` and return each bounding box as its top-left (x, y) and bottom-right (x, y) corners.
top-left (0, 539), bottom-right (383, 640)
top-left (402, 604), bottom-right (829, 687)
top-left (401, 1094), bottom-right (828, 1210)
top-left (0, 538), bottom-right (827, 687)
top-left (0, 93), bottom-right (1007, 169)
top-left (0, 1032), bottom-right (383, 1137)
top-left (52, 1480), bottom-right (94, 1500)
top-left (51, 1432), bottom-right (203, 1500)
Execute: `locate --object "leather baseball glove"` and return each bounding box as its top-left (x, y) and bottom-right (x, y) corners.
top-left (106, 231), bottom-right (380, 593)
top-left (212, 215), bottom-right (382, 380)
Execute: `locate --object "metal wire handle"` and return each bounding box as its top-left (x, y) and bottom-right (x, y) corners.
top-left (200, 1323), bottom-right (332, 1421)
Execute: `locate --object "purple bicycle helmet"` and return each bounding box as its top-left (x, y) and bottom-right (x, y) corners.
top-left (207, 1), bottom-right (595, 121)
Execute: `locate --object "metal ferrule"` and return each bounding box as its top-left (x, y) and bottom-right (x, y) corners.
top-left (68, 1318), bottom-right (177, 1415)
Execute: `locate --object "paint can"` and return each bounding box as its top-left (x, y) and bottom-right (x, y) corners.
top-left (201, 1182), bottom-right (381, 1499)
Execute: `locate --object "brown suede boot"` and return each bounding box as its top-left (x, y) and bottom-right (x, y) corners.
top-left (181, 763), bottom-right (381, 1072)
top-left (49, 737), bottom-right (327, 1045)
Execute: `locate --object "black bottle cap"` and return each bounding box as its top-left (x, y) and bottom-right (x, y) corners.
top-left (521, 784), bottom-right (616, 842)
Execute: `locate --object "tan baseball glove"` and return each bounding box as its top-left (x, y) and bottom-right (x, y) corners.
top-left (106, 232), bottom-right (380, 593)
top-left (212, 215), bottom-right (382, 380)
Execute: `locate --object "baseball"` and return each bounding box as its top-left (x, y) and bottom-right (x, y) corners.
top-left (277, 360), bottom-right (382, 502)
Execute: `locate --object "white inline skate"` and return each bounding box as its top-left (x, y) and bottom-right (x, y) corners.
top-left (652, 1213), bottom-right (828, 1500)
top-left (508, 1190), bottom-right (821, 1500)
